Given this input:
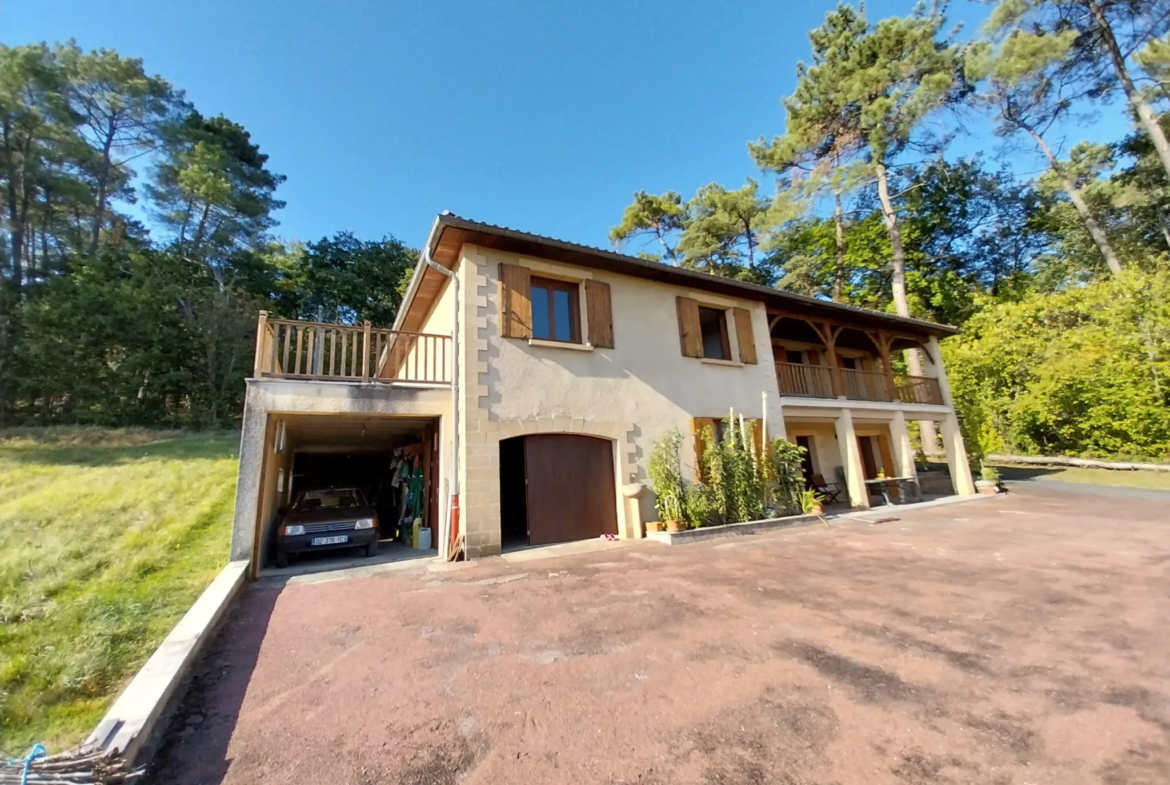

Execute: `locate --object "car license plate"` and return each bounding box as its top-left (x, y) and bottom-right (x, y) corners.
top-left (311, 535), bottom-right (348, 546)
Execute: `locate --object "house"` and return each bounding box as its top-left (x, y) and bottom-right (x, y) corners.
top-left (230, 212), bottom-right (975, 573)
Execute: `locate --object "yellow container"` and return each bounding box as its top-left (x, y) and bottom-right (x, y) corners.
top-left (411, 518), bottom-right (422, 549)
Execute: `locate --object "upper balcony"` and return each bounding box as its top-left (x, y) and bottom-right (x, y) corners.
top-left (773, 361), bottom-right (943, 405)
top-left (769, 311), bottom-right (945, 407)
top-left (252, 311), bottom-right (451, 386)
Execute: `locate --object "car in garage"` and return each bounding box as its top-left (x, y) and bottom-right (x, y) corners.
top-left (275, 487), bottom-right (379, 568)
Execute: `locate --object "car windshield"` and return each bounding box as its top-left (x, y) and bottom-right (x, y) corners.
top-left (293, 488), bottom-right (366, 512)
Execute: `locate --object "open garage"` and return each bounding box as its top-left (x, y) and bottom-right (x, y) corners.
top-left (252, 414), bottom-right (442, 573)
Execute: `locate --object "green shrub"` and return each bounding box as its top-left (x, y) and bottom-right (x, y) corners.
top-left (944, 269), bottom-right (1170, 460)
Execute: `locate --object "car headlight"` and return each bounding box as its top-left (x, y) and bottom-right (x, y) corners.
top-left (282, 524), bottom-right (305, 536)
top-left (354, 518), bottom-right (376, 530)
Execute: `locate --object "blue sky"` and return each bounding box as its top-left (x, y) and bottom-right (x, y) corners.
top-left (3, 0), bottom-right (1134, 253)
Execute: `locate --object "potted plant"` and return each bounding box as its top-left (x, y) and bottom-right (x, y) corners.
top-left (660, 488), bottom-right (684, 532)
top-left (976, 464), bottom-right (1001, 495)
top-left (649, 429), bottom-right (688, 533)
top-left (799, 487), bottom-right (824, 516)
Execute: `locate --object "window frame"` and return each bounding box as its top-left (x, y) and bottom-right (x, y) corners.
top-left (529, 275), bottom-right (582, 344)
top-left (697, 305), bottom-right (731, 361)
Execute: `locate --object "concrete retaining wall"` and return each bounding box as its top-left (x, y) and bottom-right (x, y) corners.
top-left (85, 560), bottom-right (249, 766)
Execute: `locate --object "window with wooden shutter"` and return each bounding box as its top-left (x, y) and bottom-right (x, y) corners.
top-left (499, 263), bottom-right (532, 339)
top-left (733, 307), bottom-right (757, 364)
top-left (585, 279), bottom-right (614, 348)
top-left (676, 296), bottom-right (702, 358)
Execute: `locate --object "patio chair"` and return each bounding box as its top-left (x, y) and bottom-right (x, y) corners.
top-left (810, 473), bottom-right (841, 504)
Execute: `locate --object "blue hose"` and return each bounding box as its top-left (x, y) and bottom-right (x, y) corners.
top-left (6, 744), bottom-right (45, 785)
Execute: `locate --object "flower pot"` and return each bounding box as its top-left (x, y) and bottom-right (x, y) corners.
top-left (665, 519), bottom-right (683, 533)
top-left (810, 503), bottom-right (824, 515)
top-left (975, 479), bottom-right (1000, 496)
top-left (646, 520), bottom-right (662, 533)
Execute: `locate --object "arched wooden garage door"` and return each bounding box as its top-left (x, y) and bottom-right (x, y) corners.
top-left (524, 434), bottom-right (619, 546)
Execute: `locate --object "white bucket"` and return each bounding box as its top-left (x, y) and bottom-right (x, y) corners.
top-left (417, 526), bottom-right (432, 550)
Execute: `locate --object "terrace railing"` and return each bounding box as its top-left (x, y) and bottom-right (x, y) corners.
top-left (253, 312), bottom-right (451, 385)
top-left (841, 368), bottom-right (891, 402)
top-left (774, 361), bottom-right (835, 398)
top-left (775, 360), bottom-right (945, 406)
top-left (895, 374), bottom-right (944, 406)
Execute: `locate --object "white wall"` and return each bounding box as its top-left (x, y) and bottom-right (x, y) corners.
top-left (472, 245), bottom-right (784, 483)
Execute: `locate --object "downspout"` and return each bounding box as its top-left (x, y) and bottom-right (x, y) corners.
top-left (422, 248), bottom-right (460, 561)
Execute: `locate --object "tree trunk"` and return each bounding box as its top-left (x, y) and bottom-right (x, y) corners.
top-left (876, 162), bottom-right (941, 455)
top-left (192, 201), bottom-right (212, 250)
top-left (88, 117), bottom-right (118, 256)
top-left (744, 218), bottom-right (755, 268)
top-left (1026, 125), bottom-right (1123, 274)
top-left (833, 191), bottom-right (846, 302)
top-left (1086, 0), bottom-right (1170, 187)
top-left (2, 117), bottom-right (21, 293)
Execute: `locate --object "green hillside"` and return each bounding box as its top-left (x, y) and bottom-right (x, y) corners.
top-left (0, 428), bottom-right (238, 754)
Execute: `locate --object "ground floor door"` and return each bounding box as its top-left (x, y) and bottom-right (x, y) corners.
top-left (521, 434), bottom-right (619, 546)
top-left (795, 435), bottom-right (815, 484)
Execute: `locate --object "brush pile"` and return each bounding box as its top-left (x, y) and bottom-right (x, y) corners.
top-left (0, 747), bottom-right (138, 785)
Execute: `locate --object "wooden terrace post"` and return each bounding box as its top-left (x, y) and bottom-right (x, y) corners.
top-left (361, 320), bottom-right (372, 382)
top-left (253, 310), bottom-right (269, 377)
top-left (876, 330), bottom-right (899, 402)
top-left (815, 322), bottom-right (845, 398)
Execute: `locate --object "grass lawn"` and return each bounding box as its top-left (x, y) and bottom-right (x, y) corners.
top-left (993, 463), bottom-right (1170, 491)
top-left (0, 427), bottom-right (239, 755)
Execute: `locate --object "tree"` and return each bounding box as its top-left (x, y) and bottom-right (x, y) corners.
top-left (967, 24), bottom-right (1124, 273)
top-left (945, 268), bottom-right (1170, 459)
top-left (983, 0), bottom-right (1170, 189)
top-left (777, 2), bottom-right (962, 454)
top-left (678, 179), bottom-right (774, 280)
top-left (147, 111), bottom-right (285, 283)
top-left (609, 181), bottom-right (779, 283)
top-left (275, 231), bottom-right (418, 326)
top-left (0, 43), bottom-right (73, 292)
top-left (609, 190), bottom-right (686, 263)
top-left (57, 42), bottom-right (183, 255)
top-left (750, 2), bottom-right (871, 302)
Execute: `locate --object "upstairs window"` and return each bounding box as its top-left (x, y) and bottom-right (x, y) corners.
top-left (530, 276), bottom-right (580, 343)
top-left (698, 306), bottom-right (730, 360)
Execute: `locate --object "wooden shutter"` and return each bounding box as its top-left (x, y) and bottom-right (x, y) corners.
top-left (499, 263), bottom-right (532, 339)
top-left (585, 279), bottom-right (614, 348)
top-left (733, 307), bottom-right (757, 364)
top-left (691, 417), bottom-right (718, 480)
top-left (676, 296), bottom-right (702, 358)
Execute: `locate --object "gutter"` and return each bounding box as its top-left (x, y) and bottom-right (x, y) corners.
top-left (413, 218), bottom-right (460, 562)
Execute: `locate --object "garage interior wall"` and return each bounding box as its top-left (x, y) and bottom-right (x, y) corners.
top-left (252, 413), bottom-right (444, 572)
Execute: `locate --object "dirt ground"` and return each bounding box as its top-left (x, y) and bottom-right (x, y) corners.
top-left (152, 483), bottom-right (1170, 784)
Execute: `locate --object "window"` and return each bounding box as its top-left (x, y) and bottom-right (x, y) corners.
top-left (292, 487), bottom-right (368, 511)
top-left (698, 306), bottom-right (730, 360)
top-left (786, 350), bottom-right (804, 364)
top-left (839, 356), bottom-right (858, 370)
top-left (530, 277), bottom-right (580, 343)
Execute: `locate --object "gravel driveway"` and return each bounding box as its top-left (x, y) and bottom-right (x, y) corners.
top-left (153, 483), bottom-right (1170, 784)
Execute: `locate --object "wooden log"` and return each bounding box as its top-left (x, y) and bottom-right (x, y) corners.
top-left (987, 453), bottom-right (1170, 472)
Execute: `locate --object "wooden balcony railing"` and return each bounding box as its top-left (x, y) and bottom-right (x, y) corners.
top-left (841, 368), bottom-right (890, 402)
top-left (775, 360), bottom-right (944, 406)
top-left (774, 362), bottom-right (834, 398)
top-left (895, 374), bottom-right (944, 405)
top-left (253, 312), bottom-right (451, 385)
